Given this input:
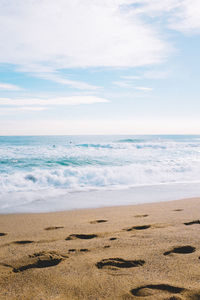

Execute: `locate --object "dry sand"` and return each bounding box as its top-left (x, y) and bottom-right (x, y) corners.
top-left (1, 197), bottom-right (200, 299)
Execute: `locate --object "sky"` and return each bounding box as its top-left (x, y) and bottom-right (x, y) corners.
top-left (0, 0), bottom-right (200, 135)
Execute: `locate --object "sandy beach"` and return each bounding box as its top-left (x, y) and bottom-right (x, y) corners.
top-left (1, 197), bottom-right (200, 299)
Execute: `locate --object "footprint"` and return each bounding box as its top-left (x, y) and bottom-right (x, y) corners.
top-left (28, 251), bottom-right (66, 259)
top-left (0, 239), bottom-right (57, 248)
top-left (164, 245), bottom-right (196, 256)
top-left (167, 297), bottom-right (183, 300)
top-left (68, 249), bottom-right (76, 253)
top-left (184, 220), bottom-right (200, 226)
top-left (0, 233), bottom-right (7, 237)
top-left (13, 258), bottom-right (63, 273)
top-left (90, 220), bottom-right (108, 224)
top-left (126, 225), bottom-right (151, 231)
top-left (96, 258), bottom-right (145, 269)
top-left (109, 237), bottom-right (117, 241)
top-left (134, 214), bottom-right (149, 218)
top-left (45, 226), bottom-right (64, 230)
top-left (68, 248), bottom-right (89, 253)
top-left (66, 234), bottom-right (98, 240)
top-left (130, 284), bottom-right (185, 297)
top-left (13, 240), bottom-right (34, 245)
top-left (1, 251), bottom-right (67, 273)
top-left (173, 209), bottom-right (183, 212)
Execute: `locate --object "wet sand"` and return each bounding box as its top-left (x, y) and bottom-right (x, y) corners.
top-left (0, 197), bottom-right (200, 299)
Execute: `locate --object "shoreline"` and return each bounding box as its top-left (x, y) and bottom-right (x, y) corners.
top-left (2, 181), bottom-right (200, 214)
top-left (0, 195), bottom-right (200, 216)
top-left (1, 197), bottom-right (200, 299)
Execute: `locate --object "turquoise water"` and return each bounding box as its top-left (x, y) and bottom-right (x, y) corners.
top-left (1, 135), bottom-right (200, 212)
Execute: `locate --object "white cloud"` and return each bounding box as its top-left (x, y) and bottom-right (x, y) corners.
top-left (143, 70), bottom-right (170, 79)
top-left (17, 107), bottom-right (47, 111)
top-left (0, 83), bottom-right (22, 91)
top-left (113, 81), bottom-right (152, 91)
top-left (169, 0), bottom-right (200, 33)
top-left (37, 72), bottom-right (100, 91)
top-left (121, 70), bottom-right (170, 81)
top-left (17, 64), bottom-right (100, 90)
top-left (132, 0), bottom-right (200, 33)
top-left (0, 107), bottom-right (47, 115)
top-left (131, 0), bottom-right (180, 16)
top-left (0, 96), bottom-right (109, 106)
top-left (1, 0), bottom-right (198, 91)
top-left (134, 86), bottom-right (153, 91)
top-left (0, 0), bottom-right (168, 73)
top-left (113, 81), bottom-right (134, 88)
top-left (121, 75), bottom-right (141, 80)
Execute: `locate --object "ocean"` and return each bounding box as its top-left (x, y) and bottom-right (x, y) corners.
top-left (1, 135), bottom-right (200, 213)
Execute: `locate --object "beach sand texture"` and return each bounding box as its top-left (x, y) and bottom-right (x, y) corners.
top-left (1, 198), bottom-right (200, 299)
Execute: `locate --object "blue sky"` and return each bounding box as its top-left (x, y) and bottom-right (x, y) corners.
top-left (0, 0), bottom-right (200, 135)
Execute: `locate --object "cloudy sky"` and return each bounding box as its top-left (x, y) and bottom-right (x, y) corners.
top-left (0, 0), bottom-right (200, 135)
